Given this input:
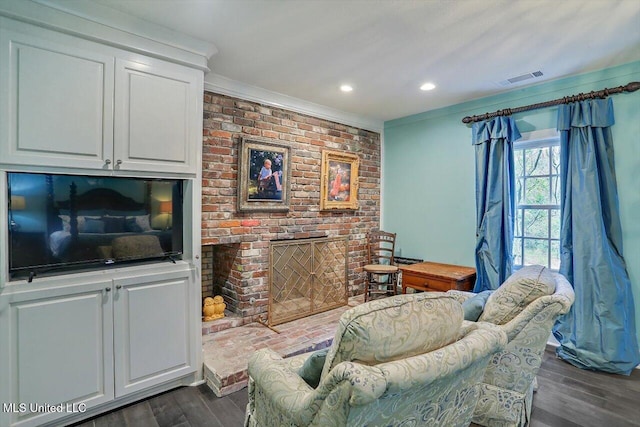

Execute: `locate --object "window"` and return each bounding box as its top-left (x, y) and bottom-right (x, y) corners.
top-left (513, 130), bottom-right (561, 270)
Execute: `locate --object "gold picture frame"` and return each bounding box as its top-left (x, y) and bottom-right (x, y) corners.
top-left (320, 150), bottom-right (359, 210)
top-left (238, 137), bottom-right (291, 212)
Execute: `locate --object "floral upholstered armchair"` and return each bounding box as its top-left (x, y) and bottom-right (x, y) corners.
top-left (447, 265), bottom-right (575, 427)
top-left (245, 293), bottom-right (507, 427)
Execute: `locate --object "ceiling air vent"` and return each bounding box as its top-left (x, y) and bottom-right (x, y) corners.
top-left (498, 70), bottom-right (544, 86)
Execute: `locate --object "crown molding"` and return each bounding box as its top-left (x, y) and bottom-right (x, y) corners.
top-left (204, 74), bottom-right (383, 133)
top-left (0, 0), bottom-right (216, 71)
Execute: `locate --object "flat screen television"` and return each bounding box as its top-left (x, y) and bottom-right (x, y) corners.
top-left (7, 172), bottom-right (184, 280)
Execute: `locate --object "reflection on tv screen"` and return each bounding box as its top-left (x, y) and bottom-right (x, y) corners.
top-left (7, 172), bottom-right (184, 280)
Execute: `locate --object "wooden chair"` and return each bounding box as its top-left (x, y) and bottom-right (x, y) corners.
top-left (363, 230), bottom-right (399, 301)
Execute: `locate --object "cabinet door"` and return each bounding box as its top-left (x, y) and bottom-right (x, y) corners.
top-left (113, 268), bottom-right (196, 397)
top-left (114, 58), bottom-right (201, 175)
top-left (0, 22), bottom-right (114, 170)
top-left (0, 281), bottom-right (114, 427)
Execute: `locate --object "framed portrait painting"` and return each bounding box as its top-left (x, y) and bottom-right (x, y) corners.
top-left (320, 150), bottom-right (359, 210)
top-left (238, 138), bottom-right (291, 212)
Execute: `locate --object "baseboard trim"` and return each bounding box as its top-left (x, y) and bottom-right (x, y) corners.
top-left (546, 340), bottom-right (560, 350)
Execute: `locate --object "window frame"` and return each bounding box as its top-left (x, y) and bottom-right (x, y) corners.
top-left (512, 129), bottom-right (561, 271)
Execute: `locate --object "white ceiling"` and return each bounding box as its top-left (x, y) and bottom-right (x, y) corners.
top-left (54, 0), bottom-right (640, 122)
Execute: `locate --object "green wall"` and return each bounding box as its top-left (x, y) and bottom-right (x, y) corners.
top-left (383, 61), bottom-right (640, 342)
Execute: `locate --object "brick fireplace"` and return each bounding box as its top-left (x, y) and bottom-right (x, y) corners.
top-left (201, 92), bottom-right (381, 324)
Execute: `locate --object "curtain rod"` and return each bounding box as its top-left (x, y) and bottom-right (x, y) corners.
top-left (461, 81), bottom-right (640, 124)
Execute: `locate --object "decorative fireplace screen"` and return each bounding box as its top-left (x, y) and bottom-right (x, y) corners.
top-left (268, 236), bottom-right (348, 326)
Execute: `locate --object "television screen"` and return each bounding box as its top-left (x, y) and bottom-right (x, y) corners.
top-left (7, 172), bottom-right (184, 280)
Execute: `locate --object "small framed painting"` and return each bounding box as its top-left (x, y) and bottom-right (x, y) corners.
top-left (238, 138), bottom-right (291, 212)
top-left (320, 150), bottom-right (359, 210)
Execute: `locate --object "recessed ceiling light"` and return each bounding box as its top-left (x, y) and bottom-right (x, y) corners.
top-left (340, 84), bottom-right (353, 92)
top-left (420, 82), bottom-right (436, 91)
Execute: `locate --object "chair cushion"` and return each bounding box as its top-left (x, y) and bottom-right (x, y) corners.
top-left (462, 290), bottom-right (493, 321)
top-left (479, 265), bottom-right (556, 325)
top-left (321, 293), bottom-right (463, 379)
top-left (363, 264), bottom-right (398, 274)
top-left (297, 347), bottom-right (329, 388)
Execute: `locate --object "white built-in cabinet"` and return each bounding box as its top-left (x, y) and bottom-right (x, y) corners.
top-left (112, 269), bottom-right (195, 396)
top-left (0, 8), bottom-right (205, 427)
top-left (1, 268), bottom-right (195, 427)
top-left (4, 279), bottom-right (115, 427)
top-left (0, 19), bottom-right (200, 175)
top-left (113, 58), bottom-right (198, 174)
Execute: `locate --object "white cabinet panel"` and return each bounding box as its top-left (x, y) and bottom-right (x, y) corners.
top-left (0, 20), bottom-right (202, 175)
top-left (5, 282), bottom-right (114, 427)
top-left (0, 25), bottom-right (114, 169)
top-left (0, 267), bottom-right (197, 426)
top-left (127, 70), bottom-right (188, 162)
top-left (114, 58), bottom-right (200, 174)
top-left (113, 269), bottom-right (195, 397)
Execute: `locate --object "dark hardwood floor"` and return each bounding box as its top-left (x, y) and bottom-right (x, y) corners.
top-left (71, 384), bottom-right (248, 427)
top-left (73, 348), bottom-right (640, 427)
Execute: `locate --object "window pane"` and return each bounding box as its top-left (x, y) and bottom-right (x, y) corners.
top-left (513, 237), bottom-right (523, 266)
top-left (550, 209), bottom-right (560, 237)
top-left (514, 208), bottom-right (523, 237)
top-left (515, 177), bottom-right (524, 206)
top-left (524, 209), bottom-right (548, 238)
top-left (525, 147), bottom-right (549, 176)
top-left (515, 149), bottom-right (525, 178)
top-left (550, 240), bottom-right (560, 270)
top-left (524, 177), bottom-right (550, 204)
top-left (524, 239), bottom-right (549, 266)
top-left (513, 135), bottom-right (561, 272)
top-left (551, 145), bottom-right (561, 175)
top-left (551, 176), bottom-right (561, 205)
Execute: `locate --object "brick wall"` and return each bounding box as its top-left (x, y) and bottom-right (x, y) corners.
top-left (201, 245), bottom-right (213, 297)
top-left (202, 91), bottom-right (381, 322)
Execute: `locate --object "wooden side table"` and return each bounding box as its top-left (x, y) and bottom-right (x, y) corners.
top-left (399, 261), bottom-right (476, 293)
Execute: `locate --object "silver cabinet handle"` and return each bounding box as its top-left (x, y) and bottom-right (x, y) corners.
top-left (105, 159), bottom-right (111, 165)
top-left (116, 159), bottom-right (122, 165)
top-left (105, 287), bottom-right (111, 292)
top-left (116, 285), bottom-right (122, 290)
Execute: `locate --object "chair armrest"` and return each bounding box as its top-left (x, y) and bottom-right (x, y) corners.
top-left (317, 362), bottom-right (387, 406)
top-left (498, 295), bottom-right (570, 341)
top-left (446, 290), bottom-right (475, 303)
top-left (248, 348), bottom-right (319, 425)
top-left (279, 350), bottom-right (314, 372)
top-left (248, 349), bottom-right (387, 425)
top-left (248, 348), bottom-right (315, 392)
top-left (378, 322), bottom-right (506, 393)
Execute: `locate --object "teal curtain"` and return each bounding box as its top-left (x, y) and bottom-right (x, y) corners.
top-left (472, 117), bottom-right (520, 292)
top-left (553, 98), bottom-right (640, 375)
